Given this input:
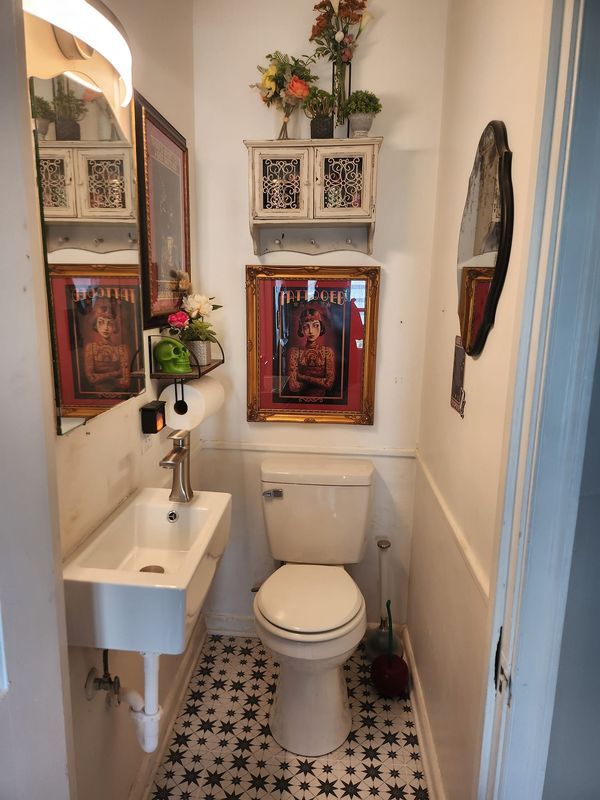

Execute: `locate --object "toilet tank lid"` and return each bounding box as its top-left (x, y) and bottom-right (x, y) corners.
top-left (261, 457), bottom-right (374, 486)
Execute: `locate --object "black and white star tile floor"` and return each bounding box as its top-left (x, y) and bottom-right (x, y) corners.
top-left (150, 635), bottom-right (429, 799)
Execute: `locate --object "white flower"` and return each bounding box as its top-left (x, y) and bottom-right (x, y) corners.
top-left (359, 11), bottom-right (373, 32)
top-left (334, 30), bottom-right (344, 42)
top-left (182, 293), bottom-right (213, 319)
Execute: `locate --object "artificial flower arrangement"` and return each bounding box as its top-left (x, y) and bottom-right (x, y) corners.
top-left (166, 293), bottom-right (221, 343)
top-left (309, 0), bottom-right (372, 124)
top-left (251, 51), bottom-right (317, 139)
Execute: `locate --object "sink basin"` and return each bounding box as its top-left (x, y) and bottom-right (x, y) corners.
top-left (63, 488), bottom-right (231, 654)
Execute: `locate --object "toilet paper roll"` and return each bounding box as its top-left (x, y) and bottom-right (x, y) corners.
top-left (159, 376), bottom-right (225, 430)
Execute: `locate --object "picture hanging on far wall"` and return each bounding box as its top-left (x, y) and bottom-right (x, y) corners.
top-left (134, 91), bottom-right (190, 328)
top-left (48, 266), bottom-right (145, 417)
top-left (458, 266), bottom-right (494, 353)
top-left (246, 265), bottom-right (380, 424)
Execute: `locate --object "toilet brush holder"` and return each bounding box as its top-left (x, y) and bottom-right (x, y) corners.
top-left (366, 538), bottom-right (403, 659)
top-left (371, 600), bottom-right (409, 698)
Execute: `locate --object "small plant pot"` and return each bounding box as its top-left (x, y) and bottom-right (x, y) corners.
top-left (55, 119), bottom-right (81, 141)
top-left (348, 113), bottom-right (375, 138)
top-left (35, 118), bottom-right (50, 139)
top-left (186, 340), bottom-right (212, 367)
top-left (310, 116), bottom-right (334, 139)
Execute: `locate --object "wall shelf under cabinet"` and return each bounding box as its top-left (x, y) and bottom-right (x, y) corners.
top-left (244, 137), bottom-right (383, 256)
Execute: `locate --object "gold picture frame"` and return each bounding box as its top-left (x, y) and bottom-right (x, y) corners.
top-left (246, 265), bottom-right (380, 424)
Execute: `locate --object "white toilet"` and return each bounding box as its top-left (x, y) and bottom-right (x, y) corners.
top-left (253, 456), bottom-right (374, 757)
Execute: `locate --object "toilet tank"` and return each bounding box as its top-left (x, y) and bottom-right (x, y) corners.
top-left (261, 457), bottom-right (374, 564)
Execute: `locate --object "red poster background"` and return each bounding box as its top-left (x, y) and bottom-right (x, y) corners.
top-left (258, 278), bottom-right (365, 414)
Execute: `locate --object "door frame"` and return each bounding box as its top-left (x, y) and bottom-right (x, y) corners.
top-left (479, 0), bottom-right (600, 795)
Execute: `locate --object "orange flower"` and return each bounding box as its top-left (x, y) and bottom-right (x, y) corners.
top-left (287, 75), bottom-right (310, 100)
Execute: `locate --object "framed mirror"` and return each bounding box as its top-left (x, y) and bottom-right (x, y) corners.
top-left (24, 12), bottom-right (145, 434)
top-left (457, 121), bottom-right (513, 357)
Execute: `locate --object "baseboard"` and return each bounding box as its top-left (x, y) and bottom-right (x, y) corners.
top-left (129, 616), bottom-right (208, 800)
top-left (205, 611), bottom-right (257, 636)
top-left (403, 626), bottom-right (446, 800)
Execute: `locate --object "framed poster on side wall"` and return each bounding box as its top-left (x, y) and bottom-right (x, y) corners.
top-left (246, 265), bottom-right (380, 424)
top-left (48, 266), bottom-right (145, 417)
top-left (134, 91), bottom-right (190, 328)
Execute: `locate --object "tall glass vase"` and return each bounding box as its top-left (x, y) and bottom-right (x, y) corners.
top-left (332, 60), bottom-right (352, 128)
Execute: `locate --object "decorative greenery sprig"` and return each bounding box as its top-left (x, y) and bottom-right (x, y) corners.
top-left (179, 319), bottom-right (218, 344)
top-left (343, 90), bottom-right (382, 115)
top-left (302, 87), bottom-right (335, 119)
top-left (31, 95), bottom-right (55, 121)
top-left (52, 85), bottom-right (88, 122)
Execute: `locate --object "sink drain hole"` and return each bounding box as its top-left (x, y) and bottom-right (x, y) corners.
top-left (140, 565), bottom-right (165, 574)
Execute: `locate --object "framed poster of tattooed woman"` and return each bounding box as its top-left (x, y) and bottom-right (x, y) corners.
top-left (246, 265), bottom-right (380, 424)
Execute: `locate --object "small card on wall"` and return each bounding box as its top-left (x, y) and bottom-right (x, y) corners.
top-left (450, 335), bottom-right (466, 418)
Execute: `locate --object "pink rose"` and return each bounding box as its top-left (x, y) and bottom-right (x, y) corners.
top-left (167, 310), bottom-right (189, 329)
top-left (341, 48), bottom-right (353, 62)
top-left (286, 75), bottom-right (310, 100)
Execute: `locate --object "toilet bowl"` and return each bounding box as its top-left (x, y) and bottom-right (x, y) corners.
top-left (255, 456), bottom-right (374, 756)
top-left (254, 563), bottom-right (367, 756)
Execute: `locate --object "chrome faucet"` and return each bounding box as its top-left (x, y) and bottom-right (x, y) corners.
top-left (160, 430), bottom-right (193, 503)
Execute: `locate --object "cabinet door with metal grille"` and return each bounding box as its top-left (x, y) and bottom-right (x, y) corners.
top-left (38, 147), bottom-right (76, 218)
top-left (75, 148), bottom-right (135, 219)
top-left (314, 145), bottom-right (374, 219)
top-left (252, 148), bottom-right (311, 219)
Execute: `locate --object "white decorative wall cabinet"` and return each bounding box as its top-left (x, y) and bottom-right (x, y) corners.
top-left (244, 137), bottom-right (382, 256)
top-left (38, 142), bottom-right (135, 221)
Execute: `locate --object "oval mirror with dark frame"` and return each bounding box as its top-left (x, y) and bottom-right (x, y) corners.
top-left (23, 9), bottom-right (146, 434)
top-left (457, 120), bottom-right (513, 357)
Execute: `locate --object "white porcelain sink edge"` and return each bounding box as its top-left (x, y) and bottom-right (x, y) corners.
top-left (63, 487), bottom-right (232, 654)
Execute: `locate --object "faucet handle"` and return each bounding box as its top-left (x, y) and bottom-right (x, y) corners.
top-left (168, 429), bottom-right (190, 446)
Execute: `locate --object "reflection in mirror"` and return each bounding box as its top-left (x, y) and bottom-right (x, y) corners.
top-left (457, 121), bottom-right (513, 357)
top-left (24, 12), bottom-right (145, 434)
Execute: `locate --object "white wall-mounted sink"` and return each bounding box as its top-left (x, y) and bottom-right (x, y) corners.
top-left (63, 488), bottom-right (231, 654)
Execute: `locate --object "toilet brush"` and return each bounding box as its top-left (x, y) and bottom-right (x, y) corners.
top-left (367, 539), bottom-right (403, 658)
top-left (371, 600), bottom-right (409, 698)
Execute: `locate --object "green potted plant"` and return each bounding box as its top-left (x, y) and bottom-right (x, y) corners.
top-left (342, 90), bottom-right (382, 137)
top-left (30, 95), bottom-right (55, 139)
top-left (167, 293), bottom-right (221, 367)
top-left (303, 87), bottom-right (335, 139)
top-left (52, 84), bottom-right (88, 141)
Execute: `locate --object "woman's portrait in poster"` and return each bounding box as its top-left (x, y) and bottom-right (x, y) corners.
top-left (83, 299), bottom-right (131, 393)
top-left (286, 303), bottom-right (336, 397)
top-left (277, 296), bottom-right (350, 404)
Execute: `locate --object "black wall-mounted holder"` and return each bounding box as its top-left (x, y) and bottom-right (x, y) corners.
top-left (140, 400), bottom-right (166, 434)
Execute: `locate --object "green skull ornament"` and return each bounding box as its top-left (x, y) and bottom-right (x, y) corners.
top-left (153, 337), bottom-right (191, 374)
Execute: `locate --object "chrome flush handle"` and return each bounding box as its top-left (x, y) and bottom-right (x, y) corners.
top-left (262, 489), bottom-right (284, 499)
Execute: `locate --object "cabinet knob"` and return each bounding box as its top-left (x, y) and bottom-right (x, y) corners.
top-left (274, 239), bottom-right (281, 245)
top-left (310, 239), bottom-right (316, 246)
top-left (346, 238), bottom-right (353, 245)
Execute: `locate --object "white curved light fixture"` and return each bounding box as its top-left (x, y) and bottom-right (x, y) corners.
top-left (63, 70), bottom-right (102, 93)
top-left (22, 0), bottom-right (133, 106)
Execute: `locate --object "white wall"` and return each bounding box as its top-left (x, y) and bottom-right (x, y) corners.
top-left (192, 0), bottom-right (448, 627)
top-left (408, 0), bottom-right (553, 797)
top-left (0, 2), bottom-right (75, 796)
top-left (46, 2), bottom-right (199, 797)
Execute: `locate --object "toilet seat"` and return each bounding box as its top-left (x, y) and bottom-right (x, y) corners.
top-left (256, 564), bottom-right (364, 637)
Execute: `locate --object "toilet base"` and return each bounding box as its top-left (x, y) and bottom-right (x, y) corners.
top-left (270, 654), bottom-right (353, 756)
